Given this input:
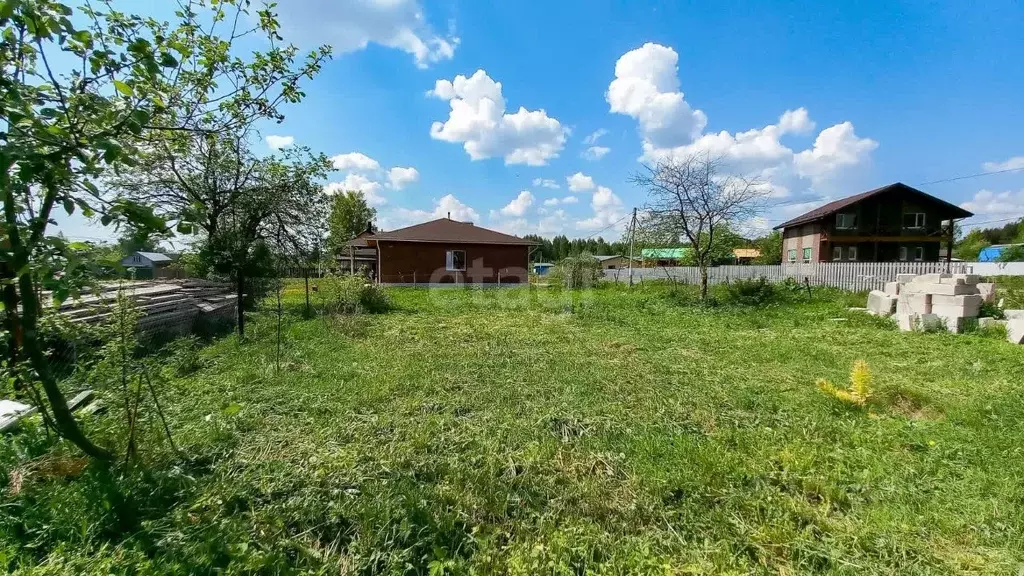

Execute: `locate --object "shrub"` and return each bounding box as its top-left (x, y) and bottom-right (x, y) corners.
top-left (318, 274), bottom-right (391, 315)
top-left (358, 282), bottom-right (392, 313)
top-left (724, 277), bottom-right (777, 306)
top-left (552, 252), bottom-right (602, 289)
top-left (979, 300), bottom-right (1004, 320)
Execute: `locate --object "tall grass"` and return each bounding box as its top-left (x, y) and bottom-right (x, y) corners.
top-left (2, 283), bottom-right (1022, 574)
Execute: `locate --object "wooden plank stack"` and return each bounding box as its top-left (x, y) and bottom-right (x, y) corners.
top-left (54, 280), bottom-right (235, 337)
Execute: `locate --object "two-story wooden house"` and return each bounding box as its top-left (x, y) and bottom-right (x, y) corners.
top-left (774, 183), bottom-right (973, 263)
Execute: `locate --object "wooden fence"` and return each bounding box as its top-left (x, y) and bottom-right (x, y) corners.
top-left (604, 261), bottom-right (974, 292)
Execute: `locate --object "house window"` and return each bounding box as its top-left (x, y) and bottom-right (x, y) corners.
top-left (802, 247), bottom-right (812, 263)
top-left (903, 212), bottom-right (926, 229)
top-left (446, 250), bottom-right (466, 271)
top-left (788, 249), bottom-right (796, 263)
top-left (848, 246), bottom-right (858, 261)
top-left (914, 246), bottom-right (924, 261)
top-left (833, 246), bottom-right (842, 261)
top-left (899, 246), bottom-right (908, 261)
top-left (836, 213), bottom-right (857, 230)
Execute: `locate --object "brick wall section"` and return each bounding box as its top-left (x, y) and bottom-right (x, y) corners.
top-left (376, 241), bottom-right (529, 284)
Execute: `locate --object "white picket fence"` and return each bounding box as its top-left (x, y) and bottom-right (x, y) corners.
top-left (604, 262), bottom-right (980, 292)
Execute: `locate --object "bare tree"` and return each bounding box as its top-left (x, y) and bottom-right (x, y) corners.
top-left (631, 154), bottom-right (769, 300)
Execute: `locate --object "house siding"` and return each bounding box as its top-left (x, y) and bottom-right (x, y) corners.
top-left (782, 224), bottom-right (822, 263)
top-left (376, 241), bottom-right (529, 284)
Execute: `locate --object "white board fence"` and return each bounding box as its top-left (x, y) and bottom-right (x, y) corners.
top-left (603, 261), bottom-right (985, 292)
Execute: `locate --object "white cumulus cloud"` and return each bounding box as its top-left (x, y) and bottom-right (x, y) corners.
top-left (277, 0), bottom-right (457, 68)
top-left (532, 178), bottom-right (560, 189)
top-left (582, 146), bottom-right (610, 161)
top-left (428, 69), bottom-right (567, 165)
top-left (793, 122), bottom-right (879, 185)
top-left (499, 190), bottom-right (534, 217)
top-left (331, 152), bottom-right (380, 172)
top-left (397, 193), bottom-right (480, 224)
top-left (982, 156), bottom-right (1024, 173)
top-left (387, 166), bottom-right (420, 189)
top-left (324, 174), bottom-right (386, 206)
top-left (583, 129), bottom-right (608, 145)
top-left (608, 43), bottom-right (878, 198)
top-left (543, 195), bottom-right (578, 207)
top-left (576, 185), bottom-right (625, 231)
top-left (607, 42), bottom-right (707, 150)
top-left (960, 188), bottom-right (1024, 219)
top-left (567, 172), bottom-right (595, 192)
top-left (265, 135), bottom-right (294, 149)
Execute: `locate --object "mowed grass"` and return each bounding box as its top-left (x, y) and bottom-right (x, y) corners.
top-left (4, 283), bottom-right (1024, 574)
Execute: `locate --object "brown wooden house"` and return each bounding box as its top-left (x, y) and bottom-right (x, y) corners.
top-left (359, 217), bottom-right (535, 284)
top-left (774, 183), bottom-right (973, 263)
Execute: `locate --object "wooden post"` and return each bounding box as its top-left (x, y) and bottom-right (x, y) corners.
top-left (628, 207), bottom-right (637, 287)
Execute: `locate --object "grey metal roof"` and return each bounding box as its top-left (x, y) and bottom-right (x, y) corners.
top-left (134, 252), bottom-right (172, 262)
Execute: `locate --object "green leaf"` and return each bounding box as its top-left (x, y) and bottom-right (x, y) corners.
top-left (113, 80), bottom-right (134, 97)
top-left (159, 52), bottom-right (178, 68)
top-left (222, 403), bottom-right (242, 417)
top-left (176, 222), bottom-right (193, 234)
top-left (63, 198), bottom-right (74, 215)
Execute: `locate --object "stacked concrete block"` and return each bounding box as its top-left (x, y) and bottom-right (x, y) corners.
top-left (1008, 319), bottom-right (1024, 345)
top-left (887, 273), bottom-right (984, 334)
top-left (978, 317), bottom-right (1007, 330)
top-left (896, 313), bottom-right (917, 331)
top-left (867, 290), bottom-right (898, 316)
top-left (976, 283), bottom-right (996, 303)
top-left (931, 294), bottom-right (982, 317)
top-left (1004, 310), bottom-right (1024, 320)
top-left (884, 281), bottom-right (901, 296)
top-left (896, 293), bottom-right (931, 316)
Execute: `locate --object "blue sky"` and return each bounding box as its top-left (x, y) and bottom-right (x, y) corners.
top-left (58, 0), bottom-right (1024, 242)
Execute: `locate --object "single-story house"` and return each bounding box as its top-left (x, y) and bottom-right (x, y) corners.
top-left (358, 216), bottom-right (535, 284)
top-left (641, 248), bottom-right (688, 267)
top-left (773, 182), bottom-right (973, 263)
top-left (592, 255), bottom-right (636, 270)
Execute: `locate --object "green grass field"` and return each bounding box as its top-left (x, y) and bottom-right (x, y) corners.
top-left (3, 283), bottom-right (1024, 574)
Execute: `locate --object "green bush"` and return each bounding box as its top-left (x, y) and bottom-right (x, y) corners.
top-left (724, 277), bottom-right (777, 306)
top-left (318, 274), bottom-right (391, 314)
top-left (979, 300), bottom-right (1004, 320)
top-left (552, 252), bottom-right (602, 289)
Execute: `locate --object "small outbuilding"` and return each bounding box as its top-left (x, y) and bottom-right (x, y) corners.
top-left (592, 255), bottom-right (635, 270)
top-left (120, 251), bottom-right (175, 278)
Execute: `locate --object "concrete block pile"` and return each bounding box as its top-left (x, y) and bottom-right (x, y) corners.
top-left (864, 273), bottom-right (1022, 344)
top-left (864, 272), bottom-right (1024, 342)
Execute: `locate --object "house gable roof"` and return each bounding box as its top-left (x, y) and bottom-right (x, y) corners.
top-left (134, 251), bottom-right (172, 263)
top-left (773, 183), bottom-right (973, 230)
top-left (370, 218), bottom-right (536, 245)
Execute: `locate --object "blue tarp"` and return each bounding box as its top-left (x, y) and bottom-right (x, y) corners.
top-left (978, 245), bottom-right (1022, 262)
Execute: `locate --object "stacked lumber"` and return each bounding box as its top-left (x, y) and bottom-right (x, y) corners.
top-left (54, 280), bottom-right (235, 337)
